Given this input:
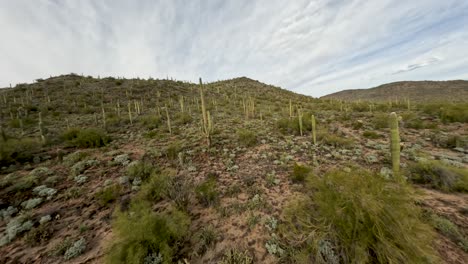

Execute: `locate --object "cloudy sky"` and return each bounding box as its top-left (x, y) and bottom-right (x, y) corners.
top-left (1, 0), bottom-right (468, 97)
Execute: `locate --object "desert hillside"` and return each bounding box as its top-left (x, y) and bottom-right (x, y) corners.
top-left (0, 74), bottom-right (467, 264)
top-left (321, 80), bottom-right (468, 102)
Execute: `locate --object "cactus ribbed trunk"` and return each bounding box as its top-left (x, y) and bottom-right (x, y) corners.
top-left (199, 78), bottom-right (212, 146)
top-left (128, 102), bottom-right (133, 125)
top-left (39, 112), bottom-right (45, 144)
top-left (390, 112), bottom-right (401, 181)
top-left (298, 109), bottom-right (303, 136)
top-left (311, 114), bottom-right (316, 145)
top-left (165, 104), bottom-right (172, 135)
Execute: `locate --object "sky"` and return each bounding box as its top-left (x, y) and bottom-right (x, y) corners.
top-left (1, 0), bottom-right (468, 97)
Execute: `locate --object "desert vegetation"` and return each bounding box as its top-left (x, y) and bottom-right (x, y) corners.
top-left (0, 74), bottom-right (467, 263)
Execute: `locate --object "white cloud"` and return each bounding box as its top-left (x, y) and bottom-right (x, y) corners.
top-left (0, 0), bottom-right (467, 96)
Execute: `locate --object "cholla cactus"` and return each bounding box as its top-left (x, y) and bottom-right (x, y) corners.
top-left (389, 112), bottom-right (401, 181)
top-left (311, 114), bottom-right (317, 145)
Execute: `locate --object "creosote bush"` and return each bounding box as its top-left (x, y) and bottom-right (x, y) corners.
top-left (62, 128), bottom-right (110, 148)
top-left (408, 160), bottom-right (467, 192)
top-left (195, 175), bottom-right (219, 207)
top-left (95, 185), bottom-right (122, 207)
top-left (290, 163), bottom-right (311, 183)
top-left (0, 137), bottom-right (42, 166)
top-left (106, 201), bottom-right (190, 264)
top-left (237, 129), bottom-right (257, 147)
top-left (281, 168), bottom-right (438, 263)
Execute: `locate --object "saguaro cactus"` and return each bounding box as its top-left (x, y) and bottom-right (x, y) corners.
top-left (127, 102), bottom-right (133, 125)
top-left (311, 114), bottom-right (316, 145)
top-left (389, 112), bottom-right (401, 181)
top-left (199, 78), bottom-right (213, 146)
top-left (39, 112), bottom-right (45, 144)
top-left (165, 104), bottom-right (172, 135)
top-left (289, 99), bottom-right (293, 118)
top-left (298, 108), bottom-right (303, 136)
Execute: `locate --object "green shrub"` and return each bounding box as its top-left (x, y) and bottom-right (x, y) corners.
top-left (219, 248), bottom-right (254, 264)
top-left (138, 115), bottom-right (161, 129)
top-left (281, 169), bottom-right (438, 263)
top-left (95, 185), bottom-right (121, 207)
top-left (62, 128), bottom-right (110, 148)
top-left (0, 137), bottom-right (42, 166)
top-left (175, 112), bottom-right (192, 125)
top-left (195, 177), bottom-right (219, 207)
top-left (320, 134), bottom-right (354, 148)
top-left (277, 115), bottom-right (312, 135)
top-left (408, 160), bottom-right (468, 192)
top-left (362, 130), bottom-right (382, 139)
top-left (126, 161), bottom-right (157, 181)
top-left (291, 163), bottom-right (311, 183)
top-left (425, 212), bottom-right (467, 251)
top-left (106, 201), bottom-right (190, 264)
top-left (237, 129), bottom-right (257, 147)
top-left (138, 172), bottom-right (172, 202)
top-left (372, 113), bottom-right (389, 129)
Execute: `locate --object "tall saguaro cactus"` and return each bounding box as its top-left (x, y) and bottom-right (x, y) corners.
top-left (165, 104), bottom-right (172, 135)
top-left (389, 112), bottom-right (401, 181)
top-left (298, 108), bottom-right (303, 136)
top-left (39, 112), bottom-right (45, 144)
top-left (199, 78), bottom-right (213, 146)
top-left (311, 114), bottom-right (317, 145)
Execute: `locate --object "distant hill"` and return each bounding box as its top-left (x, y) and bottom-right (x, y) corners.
top-left (321, 80), bottom-right (468, 102)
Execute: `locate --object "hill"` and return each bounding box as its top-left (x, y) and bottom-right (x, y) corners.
top-left (321, 80), bottom-right (468, 102)
top-left (0, 74), bottom-right (467, 263)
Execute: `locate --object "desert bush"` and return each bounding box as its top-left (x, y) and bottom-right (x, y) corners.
top-left (165, 142), bottom-right (182, 161)
top-left (281, 169), bottom-right (438, 263)
top-left (126, 161), bottom-right (157, 181)
top-left (290, 163), bottom-right (311, 183)
top-left (237, 129), bottom-right (257, 147)
top-left (138, 115), bottom-right (161, 129)
top-left (0, 137), bottom-right (42, 166)
top-left (175, 112), bottom-right (192, 125)
top-left (277, 115), bottom-right (312, 135)
top-left (424, 211), bottom-right (468, 251)
top-left (362, 130), bottom-right (382, 139)
top-left (219, 248), bottom-right (254, 264)
top-left (106, 201), bottom-right (190, 264)
top-left (372, 113), bottom-right (389, 129)
top-left (192, 225), bottom-right (218, 256)
top-left (320, 134), bottom-right (354, 148)
top-left (407, 160), bottom-right (467, 192)
top-left (62, 128), bottom-right (110, 148)
top-left (195, 176), bottom-right (219, 207)
top-left (95, 185), bottom-right (122, 207)
top-left (138, 172), bottom-right (172, 202)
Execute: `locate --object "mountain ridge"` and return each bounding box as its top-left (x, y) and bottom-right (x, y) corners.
top-left (321, 80), bottom-right (468, 102)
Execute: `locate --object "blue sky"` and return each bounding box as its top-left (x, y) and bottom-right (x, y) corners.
top-left (1, 0), bottom-right (467, 97)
